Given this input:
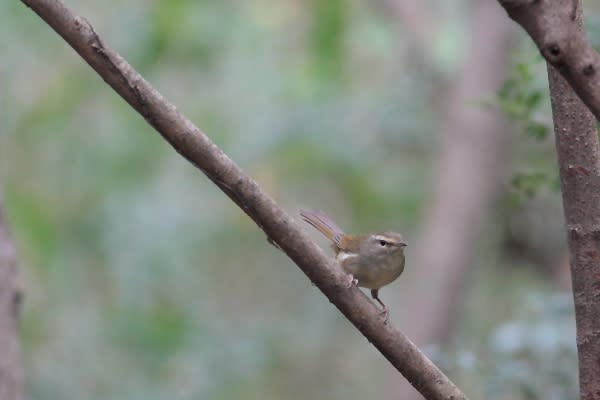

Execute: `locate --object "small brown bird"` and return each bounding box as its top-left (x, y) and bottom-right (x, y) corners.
top-left (300, 209), bottom-right (407, 320)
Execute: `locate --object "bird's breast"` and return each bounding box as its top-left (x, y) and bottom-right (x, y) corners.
top-left (338, 252), bottom-right (405, 289)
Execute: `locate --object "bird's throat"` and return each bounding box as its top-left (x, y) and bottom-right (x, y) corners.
top-left (336, 251), bottom-right (358, 262)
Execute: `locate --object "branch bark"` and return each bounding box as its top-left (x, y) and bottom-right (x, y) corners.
top-left (0, 192), bottom-right (23, 400)
top-left (547, 11), bottom-right (600, 400)
top-left (20, 0), bottom-right (469, 398)
top-left (497, 0), bottom-right (600, 121)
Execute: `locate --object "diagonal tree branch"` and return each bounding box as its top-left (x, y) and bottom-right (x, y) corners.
top-left (496, 0), bottom-right (600, 120)
top-left (20, 0), bottom-right (469, 398)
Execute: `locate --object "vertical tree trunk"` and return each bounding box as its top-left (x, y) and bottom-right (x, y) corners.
top-left (400, 0), bottom-right (512, 344)
top-left (550, 68), bottom-right (600, 400)
top-left (395, 2), bottom-right (512, 397)
top-left (548, 18), bottom-right (600, 400)
top-left (492, 0), bottom-right (600, 397)
top-left (0, 193), bottom-right (23, 400)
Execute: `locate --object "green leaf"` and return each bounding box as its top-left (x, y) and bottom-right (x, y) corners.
top-left (525, 122), bottom-right (549, 140)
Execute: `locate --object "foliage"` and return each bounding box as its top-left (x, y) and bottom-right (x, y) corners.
top-left (3, 1), bottom-right (599, 399)
top-left (491, 42), bottom-right (561, 205)
top-left (497, 58), bottom-right (549, 141)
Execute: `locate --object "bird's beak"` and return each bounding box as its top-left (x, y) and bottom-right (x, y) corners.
top-left (399, 241), bottom-right (408, 247)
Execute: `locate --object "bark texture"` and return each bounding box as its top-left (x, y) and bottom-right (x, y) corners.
top-left (20, 0), bottom-right (469, 398)
top-left (549, 53), bottom-right (600, 400)
top-left (549, 66), bottom-right (600, 400)
top-left (0, 194), bottom-right (23, 400)
top-left (497, 0), bottom-right (600, 121)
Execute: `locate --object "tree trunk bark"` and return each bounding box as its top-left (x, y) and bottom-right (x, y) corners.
top-left (548, 8), bottom-right (600, 396)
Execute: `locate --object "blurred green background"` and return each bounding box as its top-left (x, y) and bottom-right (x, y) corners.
top-left (3, 0), bottom-right (600, 399)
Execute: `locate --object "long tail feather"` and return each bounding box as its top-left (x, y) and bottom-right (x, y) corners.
top-left (299, 209), bottom-right (345, 244)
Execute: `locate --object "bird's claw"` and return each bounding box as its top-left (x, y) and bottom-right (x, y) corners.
top-left (345, 274), bottom-right (358, 288)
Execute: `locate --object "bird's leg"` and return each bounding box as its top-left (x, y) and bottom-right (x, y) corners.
top-left (346, 274), bottom-right (359, 288)
top-left (371, 289), bottom-right (389, 323)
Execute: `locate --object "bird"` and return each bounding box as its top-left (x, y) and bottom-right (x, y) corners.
top-left (300, 208), bottom-right (407, 320)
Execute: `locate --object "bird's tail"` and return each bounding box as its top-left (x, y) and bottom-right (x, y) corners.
top-left (299, 209), bottom-right (345, 245)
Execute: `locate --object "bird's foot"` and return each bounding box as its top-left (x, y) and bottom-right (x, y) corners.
top-left (345, 274), bottom-right (359, 288)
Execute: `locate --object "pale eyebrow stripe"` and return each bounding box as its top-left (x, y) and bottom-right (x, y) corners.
top-left (373, 234), bottom-right (394, 242)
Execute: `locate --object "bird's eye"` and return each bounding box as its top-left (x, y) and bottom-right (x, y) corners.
top-left (379, 240), bottom-right (387, 246)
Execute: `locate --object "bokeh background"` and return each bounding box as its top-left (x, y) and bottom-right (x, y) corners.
top-left (3, 0), bottom-right (600, 399)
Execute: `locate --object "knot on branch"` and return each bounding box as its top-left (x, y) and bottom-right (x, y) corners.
top-left (542, 42), bottom-right (566, 67)
top-left (578, 52), bottom-right (600, 79)
top-left (582, 63), bottom-right (596, 77)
